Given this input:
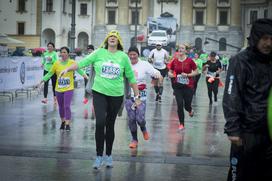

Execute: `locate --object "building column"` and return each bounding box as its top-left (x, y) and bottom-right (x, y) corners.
top-left (231, 0), bottom-right (240, 26)
top-left (96, 0), bottom-right (105, 25)
top-left (180, 0), bottom-right (192, 26)
top-left (206, 0), bottom-right (216, 26)
top-left (118, 0), bottom-right (129, 25)
top-left (142, 0), bottom-right (149, 25)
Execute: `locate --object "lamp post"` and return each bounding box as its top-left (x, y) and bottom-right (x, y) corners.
top-left (204, 37), bottom-right (241, 51)
top-left (134, 0), bottom-right (138, 46)
top-left (70, 0), bottom-right (76, 51)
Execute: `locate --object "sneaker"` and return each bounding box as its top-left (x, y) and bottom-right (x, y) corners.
top-left (105, 155), bottom-right (113, 168)
top-left (189, 110), bottom-right (194, 117)
top-left (155, 94), bottom-right (159, 101)
top-left (178, 124), bottom-right (185, 130)
top-left (41, 98), bottom-right (48, 104)
top-left (129, 140), bottom-right (138, 149)
top-left (142, 131), bottom-right (150, 140)
top-left (65, 124), bottom-right (71, 131)
top-left (83, 98), bottom-right (88, 104)
top-left (60, 122), bottom-right (65, 130)
top-left (93, 156), bottom-right (103, 169)
top-left (158, 95), bottom-right (162, 102)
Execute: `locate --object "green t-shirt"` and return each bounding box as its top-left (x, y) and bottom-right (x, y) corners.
top-left (194, 58), bottom-right (203, 74)
top-left (78, 48), bottom-right (136, 96)
top-left (42, 51), bottom-right (58, 71)
top-left (222, 57), bottom-right (229, 65)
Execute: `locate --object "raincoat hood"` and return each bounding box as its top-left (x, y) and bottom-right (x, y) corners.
top-left (248, 18), bottom-right (272, 48)
top-left (100, 30), bottom-right (124, 51)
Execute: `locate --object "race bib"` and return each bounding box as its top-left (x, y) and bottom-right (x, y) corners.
top-left (58, 77), bottom-right (70, 88)
top-left (207, 71), bottom-right (216, 77)
top-left (139, 89), bottom-right (147, 98)
top-left (177, 74), bottom-right (189, 85)
top-left (44, 56), bottom-right (52, 64)
top-left (154, 61), bottom-right (163, 67)
top-left (101, 62), bottom-right (121, 79)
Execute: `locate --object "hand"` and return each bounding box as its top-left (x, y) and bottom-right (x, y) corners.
top-left (153, 72), bottom-right (161, 79)
top-left (181, 72), bottom-right (188, 77)
top-left (35, 81), bottom-right (44, 90)
top-left (168, 72), bottom-right (174, 78)
top-left (60, 69), bottom-right (68, 77)
top-left (228, 136), bottom-right (243, 146)
top-left (134, 97), bottom-right (142, 107)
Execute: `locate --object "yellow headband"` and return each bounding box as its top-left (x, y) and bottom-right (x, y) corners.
top-left (100, 30), bottom-right (124, 50)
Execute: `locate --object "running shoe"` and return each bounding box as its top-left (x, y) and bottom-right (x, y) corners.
top-left (129, 140), bottom-right (138, 149)
top-left (93, 156), bottom-right (103, 169)
top-left (65, 124), bottom-right (71, 131)
top-left (155, 94), bottom-right (159, 101)
top-left (178, 124), bottom-right (185, 130)
top-left (158, 95), bottom-right (162, 102)
top-left (41, 98), bottom-right (48, 104)
top-left (189, 110), bottom-right (194, 117)
top-left (142, 131), bottom-right (150, 140)
top-left (104, 155), bottom-right (113, 168)
top-left (60, 122), bottom-right (65, 130)
top-left (83, 98), bottom-right (88, 104)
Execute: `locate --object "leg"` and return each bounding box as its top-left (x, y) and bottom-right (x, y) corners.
top-left (183, 87), bottom-right (194, 113)
top-left (43, 70), bottom-right (49, 99)
top-left (174, 88), bottom-right (185, 126)
top-left (206, 78), bottom-right (213, 104)
top-left (213, 79), bottom-right (219, 102)
top-left (63, 90), bottom-right (73, 128)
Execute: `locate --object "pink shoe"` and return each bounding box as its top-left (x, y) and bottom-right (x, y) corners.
top-left (129, 140), bottom-right (138, 148)
top-left (41, 98), bottom-right (48, 104)
top-left (178, 124), bottom-right (185, 130)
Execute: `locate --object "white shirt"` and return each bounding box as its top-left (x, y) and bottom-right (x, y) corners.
top-left (148, 48), bottom-right (169, 69)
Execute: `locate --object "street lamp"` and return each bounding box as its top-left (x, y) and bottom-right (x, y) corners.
top-left (204, 37), bottom-right (241, 51)
top-left (134, 0), bottom-right (138, 46)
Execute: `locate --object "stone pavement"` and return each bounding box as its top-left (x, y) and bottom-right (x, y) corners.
top-left (0, 74), bottom-right (230, 181)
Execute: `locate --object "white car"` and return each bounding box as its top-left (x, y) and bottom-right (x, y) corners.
top-left (147, 30), bottom-right (169, 46)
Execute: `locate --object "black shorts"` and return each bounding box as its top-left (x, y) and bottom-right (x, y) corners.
top-left (156, 68), bottom-right (168, 78)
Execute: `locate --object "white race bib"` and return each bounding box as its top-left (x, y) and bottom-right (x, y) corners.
top-left (177, 74), bottom-right (189, 85)
top-left (101, 62), bottom-right (121, 79)
top-left (58, 77), bottom-right (71, 88)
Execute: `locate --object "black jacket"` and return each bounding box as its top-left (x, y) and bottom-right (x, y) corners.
top-left (223, 48), bottom-right (272, 136)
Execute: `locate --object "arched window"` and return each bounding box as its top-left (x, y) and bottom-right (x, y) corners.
top-left (195, 38), bottom-right (202, 52)
top-left (219, 38), bottom-right (226, 51)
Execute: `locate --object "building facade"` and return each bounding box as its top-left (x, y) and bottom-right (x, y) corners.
top-left (1, 0), bottom-right (271, 55)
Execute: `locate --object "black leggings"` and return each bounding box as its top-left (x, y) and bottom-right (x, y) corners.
top-left (92, 91), bottom-right (123, 156)
top-left (173, 86), bottom-right (194, 125)
top-left (206, 77), bottom-right (219, 102)
top-left (43, 70), bottom-right (56, 98)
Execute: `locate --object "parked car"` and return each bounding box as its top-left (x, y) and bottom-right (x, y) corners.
top-left (147, 30), bottom-right (170, 46)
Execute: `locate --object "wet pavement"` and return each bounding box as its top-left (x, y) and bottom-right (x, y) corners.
top-left (0, 73), bottom-right (230, 181)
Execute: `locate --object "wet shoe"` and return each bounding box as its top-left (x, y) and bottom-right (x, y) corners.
top-left (189, 110), bottom-right (194, 117)
top-left (83, 98), bottom-right (88, 104)
top-left (129, 140), bottom-right (138, 149)
top-left (142, 131), bottom-right (150, 140)
top-left (93, 156), bottom-right (103, 169)
top-left (178, 124), bottom-right (185, 130)
top-left (155, 94), bottom-right (159, 101)
top-left (105, 155), bottom-right (113, 168)
top-left (60, 122), bottom-right (65, 130)
top-left (41, 98), bottom-right (48, 104)
top-left (65, 124), bottom-right (71, 131)
top-left (158, 95), bottom-right (162, 102)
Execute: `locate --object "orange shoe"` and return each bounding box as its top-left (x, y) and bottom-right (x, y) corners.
top-left (129, 140), bottom-right (138, 148)
top-left (142, 131), bottom-right (150, 140)
top-left (178, 124), bottom-right (185, 130)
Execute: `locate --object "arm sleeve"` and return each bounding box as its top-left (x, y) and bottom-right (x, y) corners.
top-left (223, 56), bottom-right (245, 136)
top-left (145, 61), bottom-right (160, 77)
top-left (42, 63), bottom-right (56, 81)
top-left (124, 56), bottom-right (136, 84)
top-left (76, 68), bottom-right (86, 76)
top-left (77, 50), bottom-right (97, 69)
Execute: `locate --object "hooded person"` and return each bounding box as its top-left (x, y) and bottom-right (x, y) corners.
top-left (60, 30), bottom-right (141, 170)
top-left (223, 18), bottom-right (272, 181)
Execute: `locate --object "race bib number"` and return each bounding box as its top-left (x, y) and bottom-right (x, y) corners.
top-left (177, 74), bottom-right (189, 85)
top-left (139, 89), bottom-right (147, 98)
top-left (101, 62), bottom-right (121, 79)
top-left (58, 77), bottom-right (70, 88)
top-left (44, 56), bottom-right (52, 64)
top-left (154, 61), bottom-right (163, 67)
top-left (207, 71), bottom-right (216, 77)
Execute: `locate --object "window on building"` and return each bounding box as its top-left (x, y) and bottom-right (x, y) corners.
top-left (194, 0), bottom-right (205, 3)
top-left (264, 9), bottom-right (268, 18)
top-left (131, 0), bottom-right (141, 3)
top-left (80, 3), bottom-right (87, 15)
top-left (46, 0), bottom-right (53, 12)
top-left (195, 38), bottom-right (202, 51)
top-left (218, 0), bottom-right (229, 3)
top-left (131, 10), bottom-right (139, 25)
top-left (18, 0), bottom-right (26, 12)
top-left (157, 0), bottom-right (178, 3)
top-left (250, 10), bottom-right (258, 24)
top-left (63, 0), bottom-right (66, 13)
top-left (219, 38), bottom-right (226, 51)
top-left (107, 0), bottom-right (117, 3)
top-left (108, 10), bottom-right (116, 24)
top-left (219, 10), bottom-right (228, 25)
top-left (195, 10), bottom-right (204, 25)
top-left (18, 22), bottom-right (25, 35)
